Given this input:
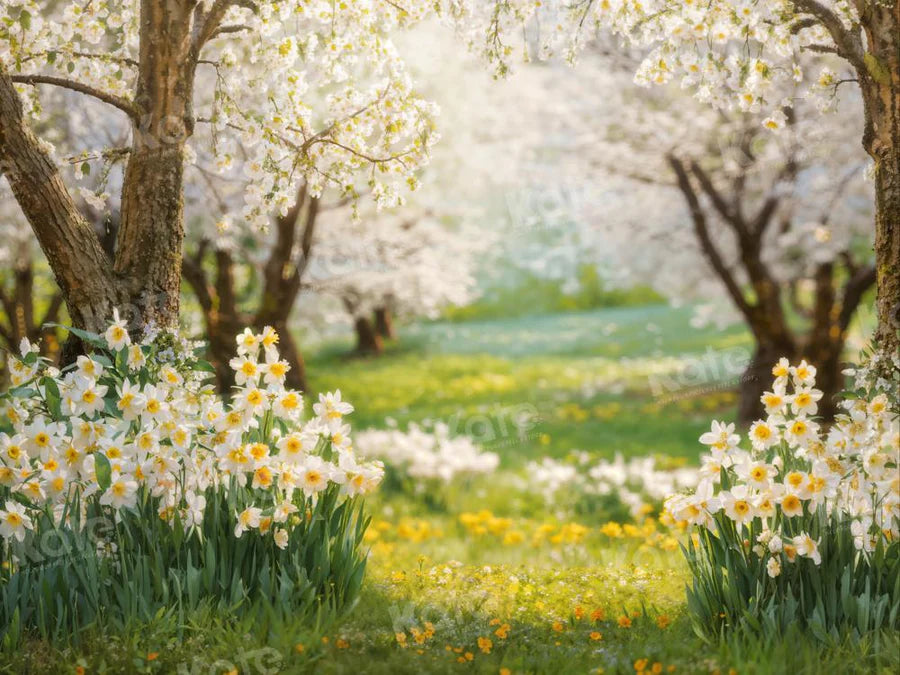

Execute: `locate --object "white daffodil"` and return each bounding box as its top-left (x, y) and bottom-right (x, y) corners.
top-left (75, 355), bottom-right (104, 380)
top-left (104, 309), bottom-right (131, 351)
top-left (699, 420), bottom-right (740, 455)
top-left (234, 506), bottom-right (262, 538)
top-left (0, 500), bottom-right (32, 542)
top-left (259, 326), bottom-right (280, 358)
top-left (116, 379), bottom-right (146, 421)
top-left (300, 456), bottom-right (332, 497)
top-left (235, 328), bottom-right (260, 357)
top-left (748, 420), bottom-right (780, 450)
top-left (314, 390), bottom-right (354, 424)
top-left (760, 385), bottom-right (788, 416)
top-left (127, 344), bottom-right (146, 370)
top-left (784, 417), bottom-right (819, 449)
top-left (793, 532), bottom-right (822, 565)
top-left (100, 477), bottom-right (138, 509)
top-left (261, 356), bottom-right (290, 388)
top-left (790, 360), bottom-right (817, 388)
top-left (788, 387), bottom-right (823, 417)
top-left (721, 486), bottom-right (755, 526)
top-left (140, 385), bottom-right (171, 424)
top-left (273, 391), bottom-right (303, 420)
top-left (229, 355), bottom-right (260, 386)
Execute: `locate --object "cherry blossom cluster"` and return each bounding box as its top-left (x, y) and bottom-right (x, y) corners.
top-left (666, 359), bottom-right (899, 576)
top-left (453, 0), bottom-right (855, 128)
top-left (0, 320), bottom-right (383, 547)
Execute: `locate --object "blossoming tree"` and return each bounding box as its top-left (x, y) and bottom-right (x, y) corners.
top-left (182, 19), bottom-right (519, 367)
top-left (180, 181), bottom-right (324, 392)
top-left (301, 210), bottom-right (486, 354)
top-left (0, 0), bottom-right (436, 351)
top-left (564, 60), bottom-right (874, 423)
top-left (460, 0), bottom-right (899, 360)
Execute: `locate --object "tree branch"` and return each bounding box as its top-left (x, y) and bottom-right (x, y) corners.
top-left (802, 43), bottom-right (841, 56)
top-left (754, 107), bottom-right (798, 237)
top-left (210, 24), bottom-right (251, 38)
top-left (195, 0), bottom-right (258, 50)
top-left (256, 183), bottom-right (316, 325)
top-left (789, 0), bottom-right (866, 71)
top-left (289, 196), bottom-right (320, 295)
top-left (10, 74), bottom-right (139, 120)
top-left (839, 264), bottom-right (876, 330)
top-left (689, 160), bottom-right (751, 241)
top-left (668, 155), bottom-right (755, 322)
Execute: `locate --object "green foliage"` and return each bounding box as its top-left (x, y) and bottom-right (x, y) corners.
top-left (1, 463), bottom-right (370, 651)
top-left (683, 509), bottom-right (900, 643)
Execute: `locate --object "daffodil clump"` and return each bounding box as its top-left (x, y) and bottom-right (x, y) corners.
top-left (666, 358), bottom-right (899, 640)
top-left (0, 318), bottom-right (383, 643)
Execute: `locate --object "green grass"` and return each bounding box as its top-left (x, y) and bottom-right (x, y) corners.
top-left (308, 305), bottom-right (751, 463)
top-left (7, 304), bottom-right (896, 674)
top-left (442, 265), bottom-right (663, 321)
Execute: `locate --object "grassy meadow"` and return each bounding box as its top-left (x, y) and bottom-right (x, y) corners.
top-left (7, 305), bottom-right (896, 675)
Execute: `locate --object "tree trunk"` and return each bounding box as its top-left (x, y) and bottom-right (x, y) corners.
top-left (738, 340), bottom-right (796, 427)
top-left (798, 262), bottom-right (843, 422)
top-left (205, 315), bottom-right (245, 394)
top-left (870, 142), bottom-right (900, 356)
top-left (252, 187), bottom-right (317, 392)
top-left (0, 65), bottom-right (126, 337)
top-left (859, 6), bottom-right (900, 358)
top-left (114, 0), bottom-right (198, 331)
top-left (354, 316), bottom-right (383, 355)
top-left (116, 144), bottom-right (186, 330)
top-left (374, 306), bottom-right (396, 340)
top-left (182, 245), bottom-right (244, 393)
top-left (0, 1), bottom-right (218, 349)
top-left (183, 182), bottom-right (316, 394)
top-left (0, 254), bottom-right (65, 361)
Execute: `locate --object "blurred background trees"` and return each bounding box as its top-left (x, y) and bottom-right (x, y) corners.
top-left (0, 7), bottom-right (888, 423)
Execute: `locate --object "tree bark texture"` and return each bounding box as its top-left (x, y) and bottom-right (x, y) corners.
top-left (858, 4), bottom-right (900, 357)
